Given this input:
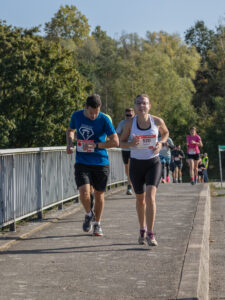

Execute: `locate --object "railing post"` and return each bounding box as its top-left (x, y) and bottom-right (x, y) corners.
top-left (58, 151), bottom-right (63, 210)
top-left (10, 155), bottom-right (16, 232)
top-left (37, 151), bottom-right (43, 219)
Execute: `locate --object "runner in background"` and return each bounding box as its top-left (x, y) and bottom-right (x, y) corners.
top-left (159, 137), bottom-right (174, 183)
top-left (198, 157), bottom-right (205, 183)
top-left (202, 153), bottom-right (209, 182)
top-left (120, 94), bottom-right (169, 247)
top-left (186, 126), bottom-right (203, 185)
top-left (171, 144), bottom-right (185, 183)
top-left (116, 108), bottom-right (135, 195)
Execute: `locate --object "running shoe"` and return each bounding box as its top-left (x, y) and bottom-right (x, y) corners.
top-left (126, 185), bottom-right (132, 195)
top-left (166, 176), bottom-right (170, 183)
top-left (82, 213), bottom-right (93, 232)
top-left (93, 224), bottom-right (103, 236)
top-left (191, 180), bottom-right (195, 185)
top-left (161, 178), bottom-right (165, 184)
top-left (146, 232), bottom-right (158, 246)
top-left (138, 229), bottom-right (146, 245)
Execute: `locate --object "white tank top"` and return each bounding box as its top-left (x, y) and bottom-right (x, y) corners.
top-left (130, 114), bottom-right (159, 160)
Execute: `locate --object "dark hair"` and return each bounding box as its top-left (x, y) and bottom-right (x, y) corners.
top-left (135, 94), bottom-right (150, 103)
top-left (86, 94), bottom-right (101, 108)
top-left (125, 108), bottom-right (134, 113)
top-left (190, 126), bottom-right (196, 131)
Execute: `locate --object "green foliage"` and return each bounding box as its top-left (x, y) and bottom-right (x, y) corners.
top-left (44, 5), bottom-right (90, 45)
top-left (0, 20), bottom-right (90, 148)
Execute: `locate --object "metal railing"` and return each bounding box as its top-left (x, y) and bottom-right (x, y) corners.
top-left (0, 147), bottom-right (126, 230)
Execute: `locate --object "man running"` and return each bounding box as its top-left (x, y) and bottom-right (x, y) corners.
top-left (120, 94), bottom-right (169, 246)
top-left (116, 108), bottom-right (135, 195)
top-left (171, 144), bottom-right (185, 183)
top-left (66, 94), bottom-right (119, 236)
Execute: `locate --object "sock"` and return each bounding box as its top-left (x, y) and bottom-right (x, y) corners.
top-left (147, 231), bottom-right (154, 237)
top-left (127, 184), bottom-right (131, 189)
top-left (94, 221), bottom-right (100, 226)
top-left (86, 211), bottom-right (93, 217)
top-left (191, 177), bottom-right (194, 181)
top-left (140, 228), bottom-right (146, 237)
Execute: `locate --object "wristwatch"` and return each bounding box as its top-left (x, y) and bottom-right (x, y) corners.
top-left (95, 143), bottom-right (99, 149)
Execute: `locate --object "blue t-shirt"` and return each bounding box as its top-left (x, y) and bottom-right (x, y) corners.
top-left (69, 110), bottom-right (116, 165)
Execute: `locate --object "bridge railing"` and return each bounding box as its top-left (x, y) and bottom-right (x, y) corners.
top-left (0, 147), bottom-right (126, 230)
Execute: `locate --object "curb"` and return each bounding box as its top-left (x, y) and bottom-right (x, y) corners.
top-left (177, 184), bottom-right (210, 300)
top-left (0, 186), bottom-right (126, 252)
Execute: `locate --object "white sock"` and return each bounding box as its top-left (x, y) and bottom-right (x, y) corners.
top-left (86, 211), bottom-right (92, 217)
top-left (94, 221), bottom-right (100, 225)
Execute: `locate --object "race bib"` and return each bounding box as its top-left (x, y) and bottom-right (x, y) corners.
top-left (77, 139), bottom-right (94, 152)
top-left (188, 149), bottom-right (196, 155)
top-left (134, 135), bottom-right (156, 149)
top-left (174, 157), bottom-right (180, 161)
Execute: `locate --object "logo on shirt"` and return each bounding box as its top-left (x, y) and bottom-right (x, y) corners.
top-left (79, 126), bottom-right (94, 140)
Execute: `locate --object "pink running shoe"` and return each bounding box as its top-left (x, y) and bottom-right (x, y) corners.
top-left (166, 176), bottom-right (170, 183)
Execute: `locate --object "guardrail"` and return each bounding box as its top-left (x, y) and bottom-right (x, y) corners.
top-left (0, 147), bottom-right (126, 231)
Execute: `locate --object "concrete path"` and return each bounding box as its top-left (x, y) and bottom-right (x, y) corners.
top-left (0, 183), bottom-right (210, 300)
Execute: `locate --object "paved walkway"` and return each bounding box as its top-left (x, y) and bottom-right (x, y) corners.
top-left (0, 183), bottom-right (210, 300)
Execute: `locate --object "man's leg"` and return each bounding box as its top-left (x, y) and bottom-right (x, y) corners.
top-left (79, 184), bottom-right (94, 232)
top-left (94, 190), bottom-right (105, 222)
top-left (79, 184), bottom-right (91, 213)
top-left (161, 162), bottom-right (165, 183)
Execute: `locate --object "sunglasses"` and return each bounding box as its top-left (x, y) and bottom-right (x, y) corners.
top-left (126, 114), bottom-right (132, 117)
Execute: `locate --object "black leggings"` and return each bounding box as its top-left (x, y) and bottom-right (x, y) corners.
top-left (129, 156), bottom-right (162, 194)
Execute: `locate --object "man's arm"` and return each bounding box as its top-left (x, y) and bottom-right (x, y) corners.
top-left (96, 133), bottom-right (119, 149)
top-left (66, 127), bottom-right (76, 154)
top-left (153, 116), bottom-right (169, 154)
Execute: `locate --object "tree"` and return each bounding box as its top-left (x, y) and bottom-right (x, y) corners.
top-left (44, 5), bottom-right (90, 46)
top-left (0, 21), bottom-right (90, 148)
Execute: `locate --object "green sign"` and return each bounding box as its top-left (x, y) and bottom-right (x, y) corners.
top-left (219, 145), bottom-right (225, 151)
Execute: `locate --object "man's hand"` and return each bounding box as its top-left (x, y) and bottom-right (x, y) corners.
top-left (66, 145), bottom-right (74, 154)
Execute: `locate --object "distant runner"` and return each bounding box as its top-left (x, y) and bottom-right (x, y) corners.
top-left (186, 126), bottom-right (203, 185)
top-left (171, 144), bottom-right (185, 183)
top-left (159, 137), bottom-right (174, 183)
top-left (116, 108), bottom-right (135, 195)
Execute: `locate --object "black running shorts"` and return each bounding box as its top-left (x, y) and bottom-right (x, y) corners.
top-left (122, 150), bottom-right (130, 165)
top-left (129, 156), bottom-right (162, 194)
top-left (74, 163), bottom-right (109, 192)
top-left (187, 154), bottom-right (200, 161)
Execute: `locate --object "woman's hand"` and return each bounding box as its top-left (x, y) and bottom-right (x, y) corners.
top-left (154, 141), bottom-right (162, 154)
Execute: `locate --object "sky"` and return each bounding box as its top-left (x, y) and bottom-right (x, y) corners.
top-left (0, 0), bottom-right (225, 40)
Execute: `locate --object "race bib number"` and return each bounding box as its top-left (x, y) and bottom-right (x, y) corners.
top-left (188, 149), bottom-right (196, 155)
top-left (77, 139), bottom-right (94, 152)
top-left (134, 135), bottom-right (156, 149)
top-left (174, 157), bottom-right (180, 161)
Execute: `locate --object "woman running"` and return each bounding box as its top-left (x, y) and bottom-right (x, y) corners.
top-left (186, 126), bottom-right (203, 185)
top-left (120, 94), bottom-right (169, 246)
